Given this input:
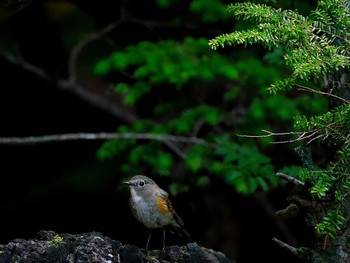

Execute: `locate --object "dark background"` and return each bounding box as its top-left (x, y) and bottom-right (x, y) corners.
top-left (0, 1), bottom-right (313, 262)
top-left (0, 61), bottom-right (305, 262)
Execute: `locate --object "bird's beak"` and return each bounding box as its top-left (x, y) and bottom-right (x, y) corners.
top-left (124, 181), bottom-right (131, 186)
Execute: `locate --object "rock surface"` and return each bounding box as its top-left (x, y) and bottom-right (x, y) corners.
top-left (0, 231), bottom-right (234, 263)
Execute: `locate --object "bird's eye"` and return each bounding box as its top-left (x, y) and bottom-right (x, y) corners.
top-left (139, 181), bottom-right (145, 186)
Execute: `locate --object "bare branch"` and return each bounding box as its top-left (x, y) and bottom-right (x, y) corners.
top-left (163, 141), bottom-right (187, 159)
top-left (271, 130), bottom-right (319, 144)
top-left (237, 128), bottom-right (325, 145)
top-left (3, 54), bottom-right (51, 81)
top-left (306, 133), bottom-right (326, 145)
top-left (237, 129), bottom-right (307, 144)
top-left (237, 129), bottom-right (305, 139)
top-left (276, 172), bottom-right (305, 186)
top-left (63, 20), bottom-right (138, 123)
top-left (68, 21), bottom-right (121, 81)
top-left (272, 238), bottom-right (305, 259)
top-left (192, 119), bottom-right (205, 137)
top-left (58, 79), bottom-right (137, 123)
top-left (1, 22), bottom-right (137, 124)
top-left (296, 84), bottom-right (350, 104)
top-left (0, 132), bottom-right (213, 147)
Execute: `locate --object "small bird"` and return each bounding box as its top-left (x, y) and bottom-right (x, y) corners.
top-left (124, 175), bottom-right (190, 249)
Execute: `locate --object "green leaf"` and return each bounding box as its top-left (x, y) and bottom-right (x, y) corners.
top-left (94, 60), bottom-right (111, 75)
top-left (156, 152), bottom-right (173, 174)
top-left (186, 149), bottom-right (203, 172)
top-left (196, 175), bottom-right (210, 187)
top-left (169, 183), bottom-right (190, 196)
top-left (111, 52), bottom-right (129, 70)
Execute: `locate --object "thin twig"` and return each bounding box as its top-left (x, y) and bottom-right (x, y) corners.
top-left (296, 84), bottom-right (350, 104)
top-left (0, 132), bottom-right (213, 147)
top-left (68, 21), bottom-right (121, 81)
top-left (323, 234), bottom-right (328, 250)
top-left (314, 28), bottom-right (349, 42)
top-left (271, 130), bottom-right (319, 144)
top-left (237, 129), bottom-right (320, 144)
top-left (306, 133), bottom-right (326, 145)
top-left (163, 141), bottom-right (187, 159)
top-left (237, 129), bottom-right (305, 139)
top-left (3, 54), bottom-right (51, 81)
top-left (183, 119), bottom-right (205, 153)
top-left (261, 129), bottom-right (303, 136)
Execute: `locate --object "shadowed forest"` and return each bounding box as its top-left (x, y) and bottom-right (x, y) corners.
top-left (1, 0), bottom-right (350, 262)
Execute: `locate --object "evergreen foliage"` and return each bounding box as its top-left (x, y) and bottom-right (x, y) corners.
top-left (209, 0), bottom-right (350, 259)
top-left (94, 1), bottom-right (324, 203)
top-left (209, 1), bottom-right (350, 93)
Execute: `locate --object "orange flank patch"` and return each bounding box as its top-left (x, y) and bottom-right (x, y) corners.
top-left (155, 197), bottom-right (170, 215)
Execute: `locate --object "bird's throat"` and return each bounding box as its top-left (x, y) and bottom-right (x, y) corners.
top-left (130, 188), bottom-right (142, 203)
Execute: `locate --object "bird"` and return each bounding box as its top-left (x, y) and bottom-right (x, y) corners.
top-left (124, 175), bottom-right (190, 250)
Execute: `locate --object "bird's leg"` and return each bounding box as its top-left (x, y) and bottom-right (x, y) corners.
top-left (162, 228), bottom-right (166, 249)
top-left (146, 230), bottom-right (152, 250)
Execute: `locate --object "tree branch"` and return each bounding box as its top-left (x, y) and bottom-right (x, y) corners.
top-left (296, 84), bottom-right (350, 104)
top-left (0, 132), bottom-right (213, 147)
top-left (3, 54), bottom-right (51, 82)
top-left (276, 172), bottom-right (305, 186)
top-left (237, 129), bottom-right (320, 144)
top-left (68, 21), bottom-right (121, 82)
top-left (272, 238), bottom-right (304, 259)
top-left (1, 21), bottom-right (137, 124)
top-left (163, 141), bottom-right (188, 159)
top-left (58, 79), bottom-right (137, 123)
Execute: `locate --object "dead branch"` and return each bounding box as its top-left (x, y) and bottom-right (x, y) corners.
top-left (276, 172), bottom-right (305, 186)
top-left (272, 238), bottom-right (305, 259)
top-left (4, 54), bottom-right (51, 81)
top-left (58, 79), bottom-right (137, 123)
top-left (237, 129), bottom-right (321, 144)
top-left (68, 21), bottom-right (121, 82)
top-left (296, 84), bottom-right (350, 104)
top-left (0, 132), bottom-right (213, 147)
top-left (2, 20), bottom-right (137, 124)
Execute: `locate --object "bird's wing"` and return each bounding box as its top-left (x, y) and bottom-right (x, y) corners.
top-left (155, 191), bottom-right (190, 238)
top-left (154, 190), bottom-right (173, 216)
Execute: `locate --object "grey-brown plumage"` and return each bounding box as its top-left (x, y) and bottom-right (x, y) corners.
top-left (124, 175), bottom-right (190, 249)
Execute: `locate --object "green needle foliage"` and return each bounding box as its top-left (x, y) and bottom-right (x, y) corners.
top-left (210, 0), bottom-right (350, 260)
top-left (209, 1), bottom-right (350, 93)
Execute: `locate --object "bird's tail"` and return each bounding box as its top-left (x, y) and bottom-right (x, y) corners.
top-left (172, 225), bottom-right (190, 239)
top-left (171, 212), bottom-right (190, 239)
